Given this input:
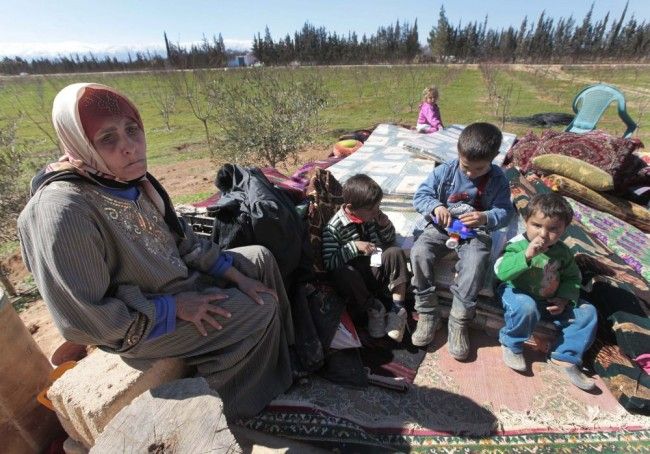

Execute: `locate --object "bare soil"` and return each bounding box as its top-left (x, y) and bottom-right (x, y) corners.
top-left (7, 143), bottom-right (332, 361)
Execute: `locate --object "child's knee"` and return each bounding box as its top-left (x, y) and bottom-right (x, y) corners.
top-left (506, 293), bottom-right (537, 317)
top-left (382, 245), bottom-right (404, 258)
top-left (519, 298), bottom-right (538, 316)
top-left (410, 242), bottom-right (437, 264)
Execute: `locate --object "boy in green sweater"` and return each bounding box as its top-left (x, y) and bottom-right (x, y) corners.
top-left (494, 193), bottom-right (597, 391)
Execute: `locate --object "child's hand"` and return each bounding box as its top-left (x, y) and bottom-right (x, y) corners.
top-left (525, 236), bottom-right (548, 261)
top-left (546, 297), bottom-right (568, 315)
top-left (355, 241), bottom-right (376, 255)
top-left (458, 211), bottom-right (486, 228)
top-left (434, 206), bottom-right (451, 227)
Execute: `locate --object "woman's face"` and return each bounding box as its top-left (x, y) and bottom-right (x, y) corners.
top-left (91, 116), bottom-right (147, 181)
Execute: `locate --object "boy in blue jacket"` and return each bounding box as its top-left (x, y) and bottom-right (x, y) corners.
top-left (411, 122), bottom-right (514, 360)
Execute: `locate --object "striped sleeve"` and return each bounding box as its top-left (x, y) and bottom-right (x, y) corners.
top-left (18, 190), bottom-right (156, 352)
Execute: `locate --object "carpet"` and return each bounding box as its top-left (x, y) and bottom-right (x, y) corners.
top-left (242, 329), bottom-right (650, 452)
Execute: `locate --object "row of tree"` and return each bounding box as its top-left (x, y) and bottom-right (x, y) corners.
top-left (252, 21), bottom-right (420, 65)
top-left (255, 3), bottom-right (648, 64)
top-left (428, 3), bottom-right (650, 63)
top-left (0, 2), bottom-right (648, 75)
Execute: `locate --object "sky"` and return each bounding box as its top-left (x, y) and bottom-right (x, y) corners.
top-left (1, 0), bottom-right (648, 59)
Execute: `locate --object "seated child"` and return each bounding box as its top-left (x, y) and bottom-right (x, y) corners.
top-left (323, 174), bottom-right (410, 342)
top-left (494, 193), bottom-right (598, 391)
top-left (416, 85), bottom-right (443, 133)
top-left (411, 122), bottom-right (514, 360)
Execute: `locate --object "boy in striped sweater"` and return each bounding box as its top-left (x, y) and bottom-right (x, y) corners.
top-left (322, 174), bottom-right (410, 342)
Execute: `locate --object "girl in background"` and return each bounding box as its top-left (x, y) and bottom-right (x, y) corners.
top-left (416, 85), bottom-right (443, 133)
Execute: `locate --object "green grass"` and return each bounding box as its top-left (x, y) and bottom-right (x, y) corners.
top-left (4, 65), bottom-right (649, 157)
top-left (172, 190), bottom-right (216, 206)
top-left (2, 64), bottom-right (649, 186)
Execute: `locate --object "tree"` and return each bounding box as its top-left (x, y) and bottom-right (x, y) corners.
top-left (405, 20), bottom-right (420, 60)
top-left (0, 121), bottom-right (27, 245)
top-left (429, 6), bottom-right (452, 62)
top-left (148, 71), bottom-right (177, 131)
top-left (210, 69), bottom-right (328, 168)
top-left (172, 70), bottom-right (216, 144)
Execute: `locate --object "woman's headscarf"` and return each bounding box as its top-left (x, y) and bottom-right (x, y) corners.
top-left (45, 83), bottom-right (180, 232)
top-left (49, 82), bottom-right (143, 181)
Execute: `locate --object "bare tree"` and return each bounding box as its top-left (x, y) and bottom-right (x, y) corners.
top-left (147, 71), bottom-right (178, 131)
top-left (172, 69), bottom-right (217, 144)
top-left (6, 78), bottom-right (59, 150)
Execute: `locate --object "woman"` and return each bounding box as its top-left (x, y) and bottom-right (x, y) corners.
top-left (18, 83), bottom-right (294, 418)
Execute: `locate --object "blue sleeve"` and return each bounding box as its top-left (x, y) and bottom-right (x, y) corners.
top-left (484, 172), bottom-right (515, 231)
top-left (147, 295), bottom-right (176, 340)
top-left (209, 253), bottom-right (233, 278)
top-left (413, 165), bottom-right (445, 216)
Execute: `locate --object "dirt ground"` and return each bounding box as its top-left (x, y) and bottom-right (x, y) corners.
top-left (6, 143), bottom-right (331, 361)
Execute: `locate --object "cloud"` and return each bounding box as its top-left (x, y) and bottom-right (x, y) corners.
top-left (0, 39), bottom-right (253, 60)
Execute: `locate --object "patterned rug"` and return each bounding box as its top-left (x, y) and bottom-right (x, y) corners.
top-left (242, 329), bottom-right (650, 452)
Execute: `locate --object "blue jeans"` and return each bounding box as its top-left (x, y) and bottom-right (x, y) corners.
top-left (410, 224), bottom-right (491, 320)
top-left (497, 284), bottom-right (597, 365)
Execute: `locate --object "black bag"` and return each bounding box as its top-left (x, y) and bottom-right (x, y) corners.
top-left (211, 164), bottom-right (312, 284)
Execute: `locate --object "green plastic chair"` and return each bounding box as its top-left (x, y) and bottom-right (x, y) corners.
top-left (565, 83), bottom-right (637, 138)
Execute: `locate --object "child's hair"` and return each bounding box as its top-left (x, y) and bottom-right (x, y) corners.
top-left (343, 174), bottom-right (383, 209)
top-left (422, 85), bottom-right (439, 102)
top-left (457, 122), bottom-right (502, 161)
top-left (525, 193), bottom-right (574, 227)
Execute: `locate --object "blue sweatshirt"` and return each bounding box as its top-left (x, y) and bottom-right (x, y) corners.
top-left (413, 159), bottom-right (514, 231)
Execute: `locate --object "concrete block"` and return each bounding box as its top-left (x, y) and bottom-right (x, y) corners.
top-left (48, 349), bottom-right (188, 448)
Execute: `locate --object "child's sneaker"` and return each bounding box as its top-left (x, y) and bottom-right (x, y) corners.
top-left (550, 359), bottom-right (597, 391)
top-left (411, 313), bottom-right (439, 347)
top-left (367, 300), bottom-right (387, 338)
top-left (501, 345), bottom-right (526, 372)
top-left (386, 307), bottom-right (407, 343)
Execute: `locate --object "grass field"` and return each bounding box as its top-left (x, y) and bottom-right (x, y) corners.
top-left (1, 63), bottom-right (649, 194)
top-left (1, 63), bottom-right (649, 265)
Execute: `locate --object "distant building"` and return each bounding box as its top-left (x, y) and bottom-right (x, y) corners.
top-left (227, 53), bottom-right (257, 67)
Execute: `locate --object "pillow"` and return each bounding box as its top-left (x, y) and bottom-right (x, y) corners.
top-left (532, 154), bottom-right (614, 191)
top-left (333, 139), bottom-right (363, 157)
top-left (544, 174), bottom-right (650, 233)
top-left (506, 130), bottom-right (646, 193)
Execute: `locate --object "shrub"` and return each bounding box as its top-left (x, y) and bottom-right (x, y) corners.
top-left (209, 68), bottom-right (328, 168)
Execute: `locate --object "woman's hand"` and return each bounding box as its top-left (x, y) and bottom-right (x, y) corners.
top-left (235, 275), bottom-right (277, 305)
top-left (434, 206), bottom-right (451, 227)
top-left (222, 265), bottom-right (277, 305)
top-left (458, 211), bottom-right (486, 228)
top-left (175, 289), bottom-right (231, 336)
top-left (355, 241), bottom-right (376, 255)
top-left (546, 297), bottom-right (568, 315)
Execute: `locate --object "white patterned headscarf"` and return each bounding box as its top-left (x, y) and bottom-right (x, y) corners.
top-left (47, 82), bottom-right (166, 214)
top-left (49, 82), bottom-right (143, 180)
